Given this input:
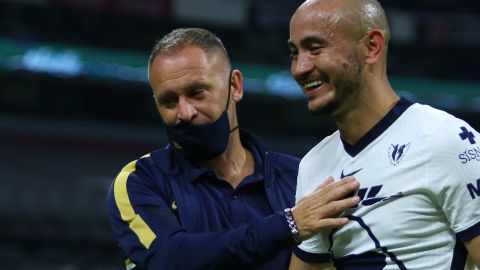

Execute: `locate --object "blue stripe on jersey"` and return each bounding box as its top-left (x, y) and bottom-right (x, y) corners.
top-left (450, 236), bottom-right (468, 270)
top-left (345, 215), bottom-right (407, 270)
top-left (342, 97), bottom-right (413, 157)
top-left (334, 251), bottom-right (386, 270)
top-left (456, 220), bottom-right (480, 243)
top-left (292, 246), bottom-right (332, 263)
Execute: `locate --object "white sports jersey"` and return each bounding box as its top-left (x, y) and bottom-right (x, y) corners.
top-left (294, 98), bottom-right (480, 270)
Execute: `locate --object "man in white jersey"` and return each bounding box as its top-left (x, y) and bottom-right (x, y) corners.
top-left (287, 0), bottom-right (480, 269)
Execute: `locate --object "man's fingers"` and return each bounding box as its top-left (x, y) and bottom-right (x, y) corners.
top-left (315, 217), bottom-right (349, 229)
top-left (298, 217), bottom-right (350, 240)
top-left (313, 176), bottom-right (335, 192)
top-left (317, 196), bottom-right (360, 217)
top-left (319, 176), bottom-right (358, 193)
top-left (293, 177), bottom-right (360, 241)
top-left (311, 177), bottom-right (359, 203)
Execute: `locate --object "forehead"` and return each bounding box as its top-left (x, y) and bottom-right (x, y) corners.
top-left (149, 46), bottom-right (225, 91)
top-left (151, 46), bottom-right (212, 79)
top-left (289, 3), bottom-right (347, 45)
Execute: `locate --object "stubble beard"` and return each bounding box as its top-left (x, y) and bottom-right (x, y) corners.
top-left (309, 51), bottom-right (362, 117)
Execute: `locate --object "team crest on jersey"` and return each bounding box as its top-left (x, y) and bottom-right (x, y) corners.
top-left (388, 142), bottom-right (411, 166)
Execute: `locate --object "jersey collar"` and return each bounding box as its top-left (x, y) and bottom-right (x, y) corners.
top-left (341, 97), bottom-right (414, 157)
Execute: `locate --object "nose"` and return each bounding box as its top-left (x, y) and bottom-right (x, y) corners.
top-left (291, 52), bottom-right (314, 78)
top-left (177, 98), bottom-right (197, 123)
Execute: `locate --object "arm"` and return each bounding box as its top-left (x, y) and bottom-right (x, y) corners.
top-left (428, 119), bottom-right (480, 268)
top-left (108, 158), bottom-right (359, 270)
top-left (287, 155), bottom-right (361, 267)
top-left (108, 158), bottom-right (290, 269)
top-left (292, 176), bottom-right (359, 241)
top-left (466, 235), bottom-right (480, 267)
top-left (289, 253), bottom-right (335, 270)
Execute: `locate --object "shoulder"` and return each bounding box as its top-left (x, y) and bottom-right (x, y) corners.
top-left (109, 153), bottom-right (156, 199)
top-left (404, 104), bottom-right (480, 185)
top-left (405, 103), bottom-right (462, 130)
top-left (241, 129), bottom-right (300, 170)
top-left (117, 150), bottom-right (168, 181)
top-left (267, 151), bottom-right (301, 171)
top-left (406, 103), bottom-right (474, 148)
top-left (107, 153), bottom-right (154, 216)
top-left (405, 103), bottom-right (455, 126)
top-left (106, 148), bottom-right (178, 219)
top-left (109, 148), bottom-right (174, 197)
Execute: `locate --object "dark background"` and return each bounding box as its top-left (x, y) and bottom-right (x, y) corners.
top-left (0, 0), bottom-right (479, 269)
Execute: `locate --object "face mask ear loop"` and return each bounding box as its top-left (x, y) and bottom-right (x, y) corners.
top-left (225, 69), bottom-right (233, 111)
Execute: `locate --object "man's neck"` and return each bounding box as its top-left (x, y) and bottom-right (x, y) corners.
top-left (335, 88), bottom-right (399, 146)
top-left (202, 131), bottom-right (255, 189)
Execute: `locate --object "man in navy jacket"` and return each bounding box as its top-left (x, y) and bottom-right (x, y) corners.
top-left (107, 28), bottom-right (359, 270)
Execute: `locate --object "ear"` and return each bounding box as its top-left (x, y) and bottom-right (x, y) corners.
top-left (363, 29), bottom-right (386, 65)
top-left (230, 69), bottom-right (244, 102)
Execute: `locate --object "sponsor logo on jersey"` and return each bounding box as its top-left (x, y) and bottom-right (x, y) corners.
top-left (340, 168), bottom-right (363, 199)
top-left (458, 146), bottom-right (480, 164)
top-left (388, 142), bottom-right (411, 166)
top-left (353, 185), bottom-right (404, 207)
top-left (467, 178), bottom-right (480, 199)
top-left (459, 126), bottom-right (476, 145)
top-left (340, 168), bottom-right (363, 178)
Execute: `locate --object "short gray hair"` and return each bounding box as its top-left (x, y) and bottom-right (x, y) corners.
top-left (148, 28), bottom-right (230, 69)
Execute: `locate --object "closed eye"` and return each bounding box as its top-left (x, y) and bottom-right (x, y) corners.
top-left (300, 36), bottom-right (328, 55)
top-left (188, 89), bottom-right (205, 100)
top-left (157, 93), bottom-right (178, 109)
top-left (187, 84), bottom-right (209, 99)
top-left (308, 43), bottom-right (324, 54)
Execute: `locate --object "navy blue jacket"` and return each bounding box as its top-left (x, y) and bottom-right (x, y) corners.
top-left (107, 131), bottom-right (300, 269)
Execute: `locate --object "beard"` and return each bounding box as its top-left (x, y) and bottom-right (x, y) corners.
top-left (309, 51), bottom-right (362, 116)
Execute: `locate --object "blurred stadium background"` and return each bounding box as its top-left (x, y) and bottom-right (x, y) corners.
top-left (0, 0), bottom-right (479, 269)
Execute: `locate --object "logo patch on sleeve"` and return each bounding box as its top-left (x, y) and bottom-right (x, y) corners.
top-left (458, 147), bottom-right (480, 164)
top-left (459, 126), bottom-right (476, 145)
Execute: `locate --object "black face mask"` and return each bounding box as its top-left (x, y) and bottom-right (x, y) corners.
top-left (164, 71), bottom-right (237, 162)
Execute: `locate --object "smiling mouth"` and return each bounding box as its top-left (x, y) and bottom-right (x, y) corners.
top-left (302, 80), bottom-right (325, 92)
top-left (303, 80), bottom-right (324, 91)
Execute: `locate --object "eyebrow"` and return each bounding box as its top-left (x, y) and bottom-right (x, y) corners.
top-left (155, 90), bottom-right (177, 103)
top-left (302, 36), bottom-right (328, 47)
top-left (185, 82), bottom-right (211, 92)
top-left (155, 81), bottom-right (212, 101)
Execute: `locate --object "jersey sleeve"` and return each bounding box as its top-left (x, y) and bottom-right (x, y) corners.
top-left (427, 116), bottom-right (480, 243)
top-left (107, 154), bottom-right (294, 269)
top-left (293, 162), bottom-right (333, 263)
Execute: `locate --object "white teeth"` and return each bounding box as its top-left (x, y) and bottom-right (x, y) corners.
top-left (303, 80), bottom-right (324, 89)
